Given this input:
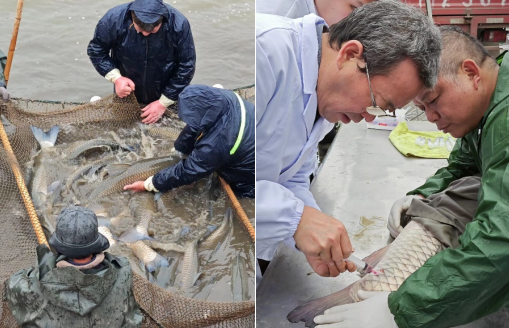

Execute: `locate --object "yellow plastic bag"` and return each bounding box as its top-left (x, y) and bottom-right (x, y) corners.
top-left (389, 122), bottom-right (453, 159)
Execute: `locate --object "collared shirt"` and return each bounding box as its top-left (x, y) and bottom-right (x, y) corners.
top-left (256, 0), bottom-right (317, 19)
top-left (256, 13), bottom-right (334, 262)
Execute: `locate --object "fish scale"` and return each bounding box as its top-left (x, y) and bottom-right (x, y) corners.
top-left (351, 221), bottom-right (444, 300)
top-left (288, 221), bottom-right (445, 326)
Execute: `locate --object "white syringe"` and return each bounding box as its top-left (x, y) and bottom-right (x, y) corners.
top-left (345, 254), bottom-right (373, 273)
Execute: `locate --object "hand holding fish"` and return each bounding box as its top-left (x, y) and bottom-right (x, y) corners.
top-left (141, 100), bottom-right (166, 124)
top-left (388, 195), bottom-right (424, 237)
top-left (114, 76), bottom-right (135, 98)
top-left (294, 206), bottom-right (355, 277)
top-left (123, 181), bottom-right (147, 192)
top-left (314, 291), bottom-right (396, 328)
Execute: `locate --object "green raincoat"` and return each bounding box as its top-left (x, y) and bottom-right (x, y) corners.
top-left (0, 49), bottom-right (6, 88)
top-left (5, 245), bottom-right (142, 328)
top-left (388, 55), bottom-right (509, 327)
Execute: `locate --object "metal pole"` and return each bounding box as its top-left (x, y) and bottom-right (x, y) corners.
top-left (425, 0), bottom-right (433, 21)
top-left (5, 0), bottom-right (25, 86)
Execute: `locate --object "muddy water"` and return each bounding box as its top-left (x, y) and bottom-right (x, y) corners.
top-left (28, 120), bottom-right (255, 302)
top-left (0, 0), bottom-right (254, 102)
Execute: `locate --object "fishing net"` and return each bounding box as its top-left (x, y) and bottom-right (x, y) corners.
top-left (0, 86), bottom-right (255, 327)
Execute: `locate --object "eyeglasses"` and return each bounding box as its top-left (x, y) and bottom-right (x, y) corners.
top-left (365, 62), bottom-right (395, 117)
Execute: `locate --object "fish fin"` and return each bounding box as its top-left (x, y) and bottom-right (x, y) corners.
top-left (287, 285), bottom-right (355, 325)
top-left (191, 272), bottom-right (202, 287)
top-left (154, 192), bottom-right (162, 201)
top-left (118, 228), bottom-right (155, 243)
top-left (46, 180), bottom-right (61, 195)
top-left (97, 218), bottom-right (112, 228)
top-left (145, 254), bottom-right (170, 272)
top-left (31, 125), bottom-right (60, 148)
top-left (361, 245), bottom-right (390, 269)
top-left (104, 163), bottom-right (131, 177)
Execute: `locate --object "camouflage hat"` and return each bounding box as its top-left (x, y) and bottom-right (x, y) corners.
top-left (49, 206), bottom-right (109, 258)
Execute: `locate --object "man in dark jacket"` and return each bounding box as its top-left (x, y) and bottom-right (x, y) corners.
top-left (0, 49), bottom-right (10, 102)
top-left (87, 0), bottom-right (196, 124)
top-left (5, 206), bottom-right (142, 327)
top-left (124, 84), bottom-right (255, 198)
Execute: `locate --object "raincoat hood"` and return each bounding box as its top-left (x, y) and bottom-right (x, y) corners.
top-left (130, 0), bottom-right (169, 23)
top-left (178, 85), bottom-right (234, 133)
top-left (40, 259), bottom-right (118, 316)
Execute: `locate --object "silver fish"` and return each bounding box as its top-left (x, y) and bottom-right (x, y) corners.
top-left (287, 220), bottom-right (444, 327)
top-left (201, 207), bottom-right (232, 249)
top-left (127, 240), bottom-right (170, 273)
top-left (147, 126), bottom-right (182, 140)
top-left (179, 232), bottom-right (205, 290)
top-left (87, 156), bottom-right (179, 204)
top-left (231, 253), bottom-right (249, 302)
top-left (65, 158), bottom-right (111, 190)
top-left (29, 125), bottom-right (60, 209)
top-left (65, 138), bottom-right (128, 161)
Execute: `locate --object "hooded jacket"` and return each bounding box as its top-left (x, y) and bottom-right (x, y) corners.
top-left (87, 0), bottom-right (196, 104)
top-left (152, 85), bottom-right (255, 198)
top-left (388, 54), bottom-right (509, 327)
top-left (5, 245), bottom-right (142, 328)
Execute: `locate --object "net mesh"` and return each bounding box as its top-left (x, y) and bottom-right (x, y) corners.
top-left (0, 87), bottom-right (255, 328)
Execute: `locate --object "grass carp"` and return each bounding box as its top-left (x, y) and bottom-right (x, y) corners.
top-left (201, 207), bottom-right (232, 249)
top-left (64, 138), bottom-right (131, 161)
top-left (287, 220), bottom-right (444, 327)
top-left (146, 126), bottom-right (182, 140)
top-left (231, 253), bottom-right (249, 302)
top-left (179, 232), bottom-right (205, 290)
top-left (87, 156), bottom-right (179, 204)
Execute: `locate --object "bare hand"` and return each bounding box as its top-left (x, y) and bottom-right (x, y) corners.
top-left (141, 100), bottom-right (166, 124)
top-left (294, 206), bottom-right (354, 277)
top-left (123, 181), bottom-right (146, 192)
top-left (114, 77), bottom-right (135, 98)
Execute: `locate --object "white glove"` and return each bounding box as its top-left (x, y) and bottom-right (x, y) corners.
top-left (0, 87), bottom-right (10, 102)
top-left (143, 176), bottom-right (159, 192)
top-left (388, 195), bottom-right (423, 238)
top-left (314, 291), bottom-right (397, 328)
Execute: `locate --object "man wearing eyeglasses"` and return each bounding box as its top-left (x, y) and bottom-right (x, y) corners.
top-left (313, 26), bottom-right (509, 328)
top-left (256, 0), bottom-right (441, 284)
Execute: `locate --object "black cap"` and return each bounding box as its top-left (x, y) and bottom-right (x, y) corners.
top-left (49, 206), bottom-right (110, 258)
top-left (131, 0), bottom-right (164, 24)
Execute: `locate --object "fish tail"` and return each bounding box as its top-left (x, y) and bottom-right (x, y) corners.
top-left (146, 253), bottom-right (170, 272)
top-left (31, 125), bottom-right (59, 148)
top-left (287, 285), bottom-right (355, 326)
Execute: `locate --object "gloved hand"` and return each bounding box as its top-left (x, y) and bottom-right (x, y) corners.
top-left (141, 100), bottom-right (166, 124)
top-left (314, 291), bottom-right (397, 328)
top-left (388, 195), bottom-right (423, 237)
top-left (114, 76), bottom-right (135, 98)
top-left (0, 87), bottom-right (10, 102)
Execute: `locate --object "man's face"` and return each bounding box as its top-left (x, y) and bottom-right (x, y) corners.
top-left (413, 74), bottom-right (484, 138)
top-left (317, 57), bottom-right (424, 124)
top-left (133, 22), bottom-right (162, 36)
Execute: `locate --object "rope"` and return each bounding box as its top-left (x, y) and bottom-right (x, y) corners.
top-left (219, 177), bottom-right (255, 243)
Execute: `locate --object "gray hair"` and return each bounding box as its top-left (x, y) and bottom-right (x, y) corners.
top-left (328, 0), bottom-right (441, 88)
top-left (439, 26), bottom-right (497, 80)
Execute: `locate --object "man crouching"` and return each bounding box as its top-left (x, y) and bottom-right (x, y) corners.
top-left (5, 206), bottom-right (142, 327)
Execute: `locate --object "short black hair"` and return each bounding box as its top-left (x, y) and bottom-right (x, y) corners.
top-left (131, 11), bottom-right (163, 32)
top-left (439, 25), bottom-right (497, 79)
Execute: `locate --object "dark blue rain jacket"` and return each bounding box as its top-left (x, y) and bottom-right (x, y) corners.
top-left (152, 85), bottom-right (255, 198)
top-left (87, 0), bottom-right (196, 104)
